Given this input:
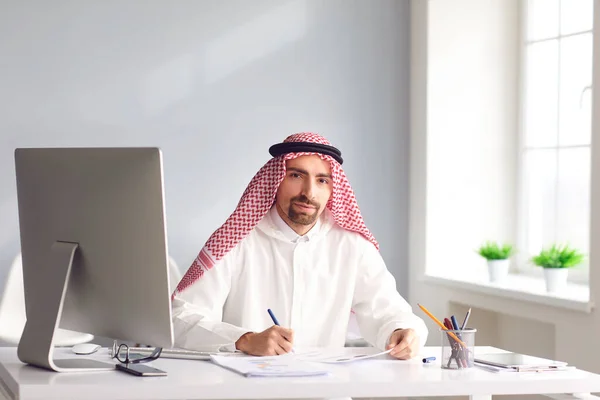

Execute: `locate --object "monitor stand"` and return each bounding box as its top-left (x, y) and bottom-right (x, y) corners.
top-left (17, 241), bottom-right (115, 372)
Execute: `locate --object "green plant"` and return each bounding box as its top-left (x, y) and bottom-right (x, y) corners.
top-left (477, 241), bottom-right (514, 260)
top-left (530, 243), bottom-right (584, 269)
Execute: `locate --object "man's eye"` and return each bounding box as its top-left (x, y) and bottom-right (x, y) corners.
top-left (290, 173), bottom-right (300, 178)
top-left (319, 179), bottom-right (329, 184)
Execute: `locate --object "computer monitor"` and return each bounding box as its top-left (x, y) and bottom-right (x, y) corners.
top-left (14, 147), bottom-right (174, 372)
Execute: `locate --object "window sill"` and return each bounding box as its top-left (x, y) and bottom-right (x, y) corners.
top-left (422, 272), bottom-right (593, 313)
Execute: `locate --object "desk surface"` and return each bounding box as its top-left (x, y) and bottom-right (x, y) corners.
top-left (1, 346), bottom-right (600, 400)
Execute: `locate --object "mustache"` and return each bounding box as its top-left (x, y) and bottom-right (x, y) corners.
top-left (291, 195), bottom-right (319, 208)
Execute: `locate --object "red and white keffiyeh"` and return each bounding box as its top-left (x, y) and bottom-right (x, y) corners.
top-left (173, 133), bottom-right (378, 297)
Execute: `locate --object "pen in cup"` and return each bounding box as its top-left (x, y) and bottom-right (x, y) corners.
top-left (417, 304), bottom-right (466, 346)
top-left (443, 318), bottom-right (461, 368)
top-left (460, 308), bottom-right (472, 330)
top-left (450, 315), bottom-right (461, 333)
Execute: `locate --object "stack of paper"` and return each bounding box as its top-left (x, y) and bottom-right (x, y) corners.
top-left (474, 352), bottom-right (573, 373)
top-left (209, 355), bottom-right (330, 377)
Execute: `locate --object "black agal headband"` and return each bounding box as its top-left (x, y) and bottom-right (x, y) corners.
top-left (268, 141), bottom-right (344, 165)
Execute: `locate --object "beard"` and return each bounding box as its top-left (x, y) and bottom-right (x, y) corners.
top-left (287, 195), bottom-right (321, 226)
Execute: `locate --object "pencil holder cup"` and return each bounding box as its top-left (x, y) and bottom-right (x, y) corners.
top-left (440, 328), bottom-right (476, 369)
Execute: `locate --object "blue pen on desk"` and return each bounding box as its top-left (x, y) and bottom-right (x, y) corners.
top-left (267, 308), bottom-right (280, 326)
top-left (422, 356), bottom-right (436, 363)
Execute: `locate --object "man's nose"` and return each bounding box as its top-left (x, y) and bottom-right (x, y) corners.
top-left (301, 180), bottom-right (315, 199)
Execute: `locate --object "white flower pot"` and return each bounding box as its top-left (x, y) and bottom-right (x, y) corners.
top-left (543, 268), bottom-right (569, 293)
top-left (487, 259), bottom-right (510, 283)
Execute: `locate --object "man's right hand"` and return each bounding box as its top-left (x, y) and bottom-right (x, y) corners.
top-left (234, 325), bottom-right (294, 356)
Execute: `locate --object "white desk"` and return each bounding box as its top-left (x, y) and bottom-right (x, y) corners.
top-left (0, 346), bottom-right (599, 400)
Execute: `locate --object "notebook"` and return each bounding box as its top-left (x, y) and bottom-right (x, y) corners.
top-left (475, 352), bottom-right (568, 370)
top-left (209, 355), bottom-right (330, 377)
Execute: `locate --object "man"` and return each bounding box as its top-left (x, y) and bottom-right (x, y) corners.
top-left (171, 132), bottom-right (428, 359)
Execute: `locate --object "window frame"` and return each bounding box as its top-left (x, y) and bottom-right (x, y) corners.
top-left (516, 0), bottom-right (593, 284)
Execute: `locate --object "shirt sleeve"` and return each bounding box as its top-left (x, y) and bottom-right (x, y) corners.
top-left (171, 248), bottom-right (250, 351)
top-left (351, 239), bottom-right (429, 352)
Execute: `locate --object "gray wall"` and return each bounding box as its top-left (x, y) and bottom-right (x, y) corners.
top-left (0, 0), bottom-right (410, 306)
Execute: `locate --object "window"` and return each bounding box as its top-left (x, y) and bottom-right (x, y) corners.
top-left (518, 0), bottom-right (594, 282)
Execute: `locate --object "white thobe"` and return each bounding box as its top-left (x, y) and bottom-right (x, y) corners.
top-left (171, 206), bottom-right (428, 352)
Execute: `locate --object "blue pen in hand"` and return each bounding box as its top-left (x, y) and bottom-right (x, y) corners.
top-left (267, 308), bottom-right (280, 326)
top-left (267, 308), bottom-right (294, 353)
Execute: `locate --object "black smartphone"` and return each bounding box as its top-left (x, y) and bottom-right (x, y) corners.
top-left (115, 363), bottom-right (167, 377)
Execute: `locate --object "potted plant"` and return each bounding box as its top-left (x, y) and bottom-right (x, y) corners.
top-left (531, 244), bottom-right (584, 293)
top-left (477, 241), bottom-right (514, 283)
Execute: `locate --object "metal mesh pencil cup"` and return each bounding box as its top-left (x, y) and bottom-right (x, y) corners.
top-left (440, 328), bottom-right (476, 369)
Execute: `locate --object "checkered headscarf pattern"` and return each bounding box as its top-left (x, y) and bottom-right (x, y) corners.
top-left (173, 133), bottom-right (378, 297)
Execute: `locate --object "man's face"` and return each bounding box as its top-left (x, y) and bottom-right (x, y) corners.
top-left (275, 155), bottom-right (333, 232)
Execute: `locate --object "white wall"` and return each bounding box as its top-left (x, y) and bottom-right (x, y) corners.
top-left (410, 0), bottom-right (521, 347)
top-left (0, 0), bottom-right (412, 341)
top-left (411, 0), bottom-right (600, 376)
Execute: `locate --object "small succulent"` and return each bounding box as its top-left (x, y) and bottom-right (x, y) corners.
top-left (530, 244), bottom-right (584, 269)
top-left (476, 241), bottom-right (514, 260)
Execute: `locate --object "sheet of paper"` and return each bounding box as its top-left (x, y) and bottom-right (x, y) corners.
top-left (295, 347), bottom-right (393, 364)
top-left (209, 354), bottom-right (330, 377)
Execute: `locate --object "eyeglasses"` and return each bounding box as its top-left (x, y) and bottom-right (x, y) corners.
top-left (110, 340), bottom-right (162, 364)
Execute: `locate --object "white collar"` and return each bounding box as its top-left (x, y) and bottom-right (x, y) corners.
top-left (269, 205), bottom-right (321, 243)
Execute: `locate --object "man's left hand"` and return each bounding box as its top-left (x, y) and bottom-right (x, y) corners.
top-left (386, 328), bottom-right (419, 360)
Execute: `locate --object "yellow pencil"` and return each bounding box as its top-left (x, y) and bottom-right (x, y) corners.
top-left (417, 303), bottom-right (466, 346)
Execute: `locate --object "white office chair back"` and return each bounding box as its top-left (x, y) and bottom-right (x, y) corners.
top-left (0, 253), bottom-right (181, 347)
top-left (0, 253), bottom-right (27, 345)
top-left (168, 256), bottom-right (182, 295)
top-left (0, 253), bottom-right (93, 346)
